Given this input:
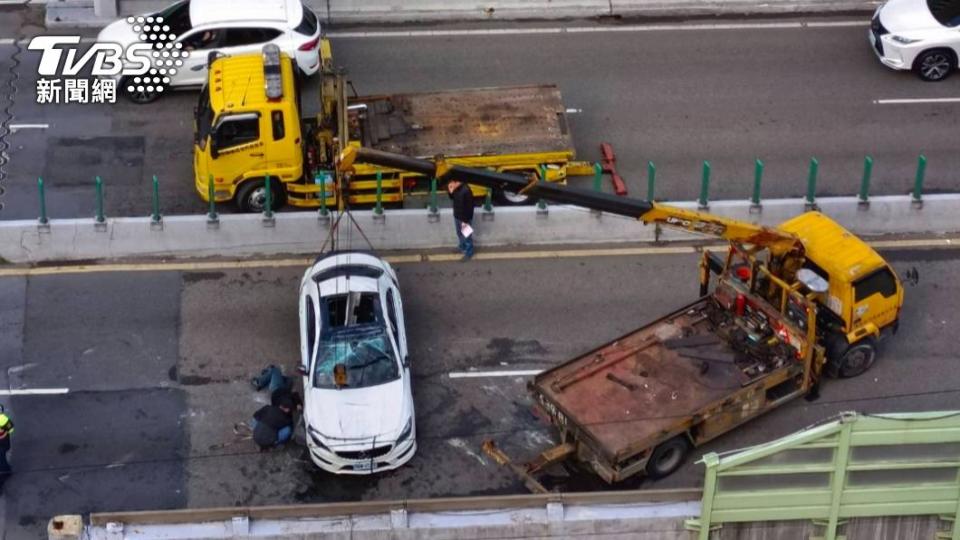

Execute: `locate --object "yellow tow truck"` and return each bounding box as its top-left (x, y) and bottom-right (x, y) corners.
top-left (338, 146), bottom-right (906, 488)
top-left (193, 42), bottom-right (609, 212)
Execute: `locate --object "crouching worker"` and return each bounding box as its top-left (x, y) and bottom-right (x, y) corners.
top-left (252, 400), bottom-right (294, 452)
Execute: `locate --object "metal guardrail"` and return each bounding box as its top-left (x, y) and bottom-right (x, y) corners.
top-left (88, 488), bottom-right (701, 527)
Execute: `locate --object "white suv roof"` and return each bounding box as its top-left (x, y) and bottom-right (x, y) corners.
top-left (189, 0), bottom-right (303, 28)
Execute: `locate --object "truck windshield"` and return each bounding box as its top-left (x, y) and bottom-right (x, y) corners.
top-left (926, 0), bottom-right (960, 27)
top-left (314, 325), bottom-right (399, 389)
top-left (195, 86), bottom-right (213, 149)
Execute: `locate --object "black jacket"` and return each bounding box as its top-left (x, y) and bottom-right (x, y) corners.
top-left (449, 183), bottom-right (475, 223)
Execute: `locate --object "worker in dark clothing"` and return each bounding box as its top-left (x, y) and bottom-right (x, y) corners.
top-left (447, 179), bottom-right (475, 261)
top-left (252, 401), bottom-right (295, 452)
top-left (0, 408), bottom-right (13, 489)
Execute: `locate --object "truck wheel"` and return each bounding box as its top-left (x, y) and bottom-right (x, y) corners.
top-left (494, 187), bottom-right (533, 206)
top-left (834, 339), bottom-right (877, 378)
top-left (236, 178), bottom-right (285, 213)
top-left (645, 436), bottom-right (690, 479)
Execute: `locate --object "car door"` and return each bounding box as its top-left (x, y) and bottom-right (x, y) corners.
top-left (385, 286), bottom-right (408, 361)
top-left (299, 287), bottom-right (319, 378)
top-left (173, 27), bottom-right (226, 86)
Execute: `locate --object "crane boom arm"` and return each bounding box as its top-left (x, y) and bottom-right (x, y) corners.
top-left (339, 147), bottom-right (802, 256)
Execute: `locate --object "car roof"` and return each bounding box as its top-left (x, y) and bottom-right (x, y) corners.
top-left (190, 0), bottom-right (302, 28)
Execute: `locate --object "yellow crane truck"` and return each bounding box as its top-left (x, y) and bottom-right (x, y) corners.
top-left (337, 146), bottom-right (905, 490)
top-left (193, 43), bottom-right (603, 212)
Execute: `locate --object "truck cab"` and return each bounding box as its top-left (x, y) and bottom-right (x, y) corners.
top-left (194, 45), bottom-right (303, 212)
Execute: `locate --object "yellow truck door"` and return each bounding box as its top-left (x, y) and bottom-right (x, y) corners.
top-left (208, 112), bottom-right (266, 197)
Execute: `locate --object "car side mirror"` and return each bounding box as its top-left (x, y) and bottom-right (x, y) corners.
top-left (209, 135), bottom-right (219, 159)
top-left (296, 365), bottom-right (308, 377)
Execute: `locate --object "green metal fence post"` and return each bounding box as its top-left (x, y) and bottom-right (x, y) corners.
top-left (859, 156), bottom-right (873, 208)
top-left (374, 170), bottom-right (384, 215)
top-left (37, 177), bottom-right (48, 225)
top-left (537, 165), bottom-right (547, 211)
top-left (913, 154), bottom-right (926, 206)
top-left (207, 174), bottom-right (218, 223)
top-left (263, 177), bottom-right (273, 220)
top-left (318, 173), bottom-right (330, 218)
top-left (430, 178), bottom-right (439, 213)
top-left (593, 162), bottom-right (602, 192)
top-left (94, 176), bottom-right (105, 224)
top-left (806, 157), bottom-right (819, 209)
top-left (151, 175), bottom-right (161, 223)
top-left (484, 188), bottom-right (493, 212)
top-left (751, 159), bottom-right (763, 210)
top-left (698, 161), bottom-right (710, 209)
top-left (647, 161), bottom-right (656, 201)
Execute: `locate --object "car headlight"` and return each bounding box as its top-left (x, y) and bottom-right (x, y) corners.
top-left (395, 418), bottom-right (413, 444)
top-left (891, 35), bottom-right (922, 44)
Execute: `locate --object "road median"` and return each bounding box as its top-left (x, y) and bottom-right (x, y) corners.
top-left (1, 194), bottom-right (958, 264)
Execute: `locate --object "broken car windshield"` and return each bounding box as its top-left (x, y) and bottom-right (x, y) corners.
top-left (313, 325), bottom-right (399, 389)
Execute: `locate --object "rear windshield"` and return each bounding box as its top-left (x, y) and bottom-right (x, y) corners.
top-left (927, 0), bottom-right (960, 27)
top-left (295, 5), bottom-right (319, 35)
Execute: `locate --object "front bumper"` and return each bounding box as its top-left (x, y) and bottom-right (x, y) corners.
top-left (307, 436), bottom-right (416, 474)
top-left (869, 29), bottom-right (909, 70)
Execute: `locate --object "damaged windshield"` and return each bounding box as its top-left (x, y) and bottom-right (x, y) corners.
top-left (314, 325), bottom-right (399, 389)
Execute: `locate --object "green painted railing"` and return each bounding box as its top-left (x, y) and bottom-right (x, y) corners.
top-left (687, 410), bottom-right (960, 540)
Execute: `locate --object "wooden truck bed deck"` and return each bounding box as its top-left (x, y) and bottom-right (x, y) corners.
top-left (531, 299), bottom-right (754, 461)
top-left (351, 85), bottom-right (573, 158)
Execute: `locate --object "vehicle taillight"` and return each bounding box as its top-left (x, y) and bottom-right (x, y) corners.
top-left (298, 37), bottom-right (319, 51)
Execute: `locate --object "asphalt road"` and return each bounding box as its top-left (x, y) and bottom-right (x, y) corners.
top-left (2, 15), bottom-right (960, 219)
top-left (0, 244), bottom-right (956, 538)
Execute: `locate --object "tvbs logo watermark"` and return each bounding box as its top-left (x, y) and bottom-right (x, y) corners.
top-left (28, 16), bottom-right (190, 104)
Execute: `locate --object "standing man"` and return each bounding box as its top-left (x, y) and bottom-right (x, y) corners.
top-left (0, 406), bottom-right (13, 488)
top-left (447, 179), bottom-right (475, 261)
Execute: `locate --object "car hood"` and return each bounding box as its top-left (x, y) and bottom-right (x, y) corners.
top-left (305, 379), bottom-right (409, 442)
top-left (97, 18), bottom-right (141, 47)
top-left (880, 0), bottom-right (941, 32)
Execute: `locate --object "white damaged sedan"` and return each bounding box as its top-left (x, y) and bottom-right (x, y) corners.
top-left (298, 251), bottom-right (416, 474)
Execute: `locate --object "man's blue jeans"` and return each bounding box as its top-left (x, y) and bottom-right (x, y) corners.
top-left (252, 365), bottom-right (290, 392)
top-left (455, 219), bottom-right (474, 257)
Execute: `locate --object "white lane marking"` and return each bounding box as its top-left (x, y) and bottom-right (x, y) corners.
top-left (329, 20), bottom-right (867, 39)
top-left (449, 369), bottom-right (542, 379)
top-left (565, 108), bottom-right (583, 114)
top-left (8, 123), bottom-right (49, 132)
top-left (0, 388), bottom-right (69, 396)
top-left (874, 97), bottom-right (960, 105)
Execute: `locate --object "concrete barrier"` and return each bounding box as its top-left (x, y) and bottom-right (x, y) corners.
top-left (49, 0), bottom-right (878, 28)
top-left (1, 195), bottom-right (958, 264)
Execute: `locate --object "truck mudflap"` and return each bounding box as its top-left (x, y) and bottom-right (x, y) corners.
top-left (481, 440), bottom-right (575, 494)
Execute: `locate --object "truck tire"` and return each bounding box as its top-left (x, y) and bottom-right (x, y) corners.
top-left (645, 436), bottom-right (690, 479)
top-left (236, 178), bottom-right (285, 213)
top-left (832, 339), bottom-right (878, 379)
top-left (494, 187), bottom-right (533, 206)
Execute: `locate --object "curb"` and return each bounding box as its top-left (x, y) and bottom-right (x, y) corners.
top-left (2, 194), bottom-right (958, 264)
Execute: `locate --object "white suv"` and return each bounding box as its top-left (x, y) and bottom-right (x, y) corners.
top-left (870, 0), bottom-right (960, 81)
top-left (97, 0), bottom-right (321, 102)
